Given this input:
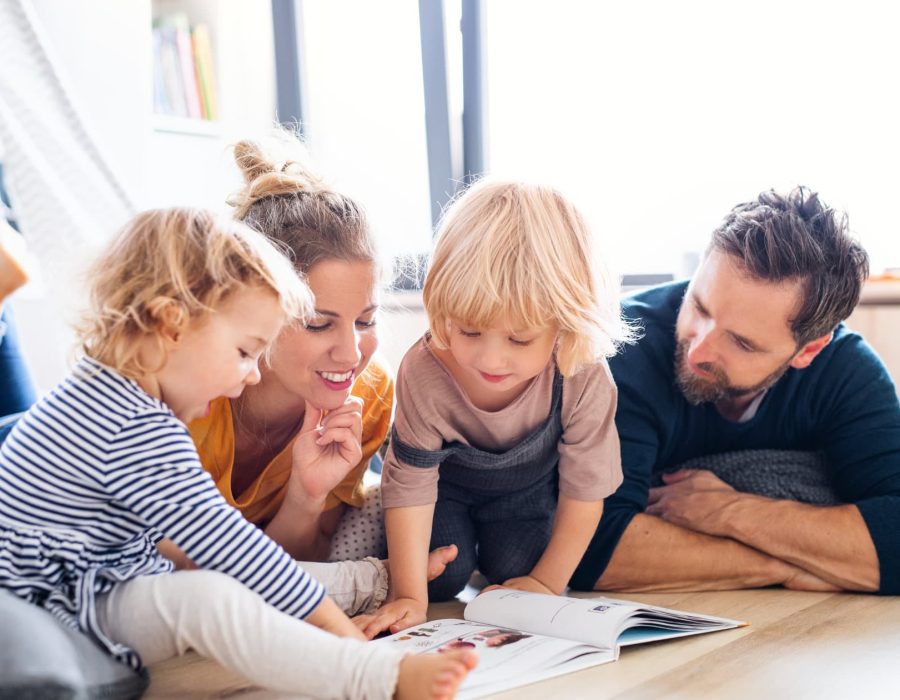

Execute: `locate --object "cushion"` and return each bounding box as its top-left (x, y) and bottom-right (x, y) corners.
top-left (663, 449), bottom-right (841, 506)
top-left (0, 591), bottom-right (148, 699)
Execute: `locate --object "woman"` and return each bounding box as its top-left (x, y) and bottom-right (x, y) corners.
top-left (165, 131), bottom-right (393, 564)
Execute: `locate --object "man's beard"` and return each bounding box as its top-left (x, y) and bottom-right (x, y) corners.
top-left (673, 339), bottom-right (791, 406)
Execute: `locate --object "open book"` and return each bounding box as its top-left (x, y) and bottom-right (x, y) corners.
top-left (378, 590), bottom-right (746, 699)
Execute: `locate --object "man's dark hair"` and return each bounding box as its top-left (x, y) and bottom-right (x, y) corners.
top-left (708, 186), bottom-right (869, 346)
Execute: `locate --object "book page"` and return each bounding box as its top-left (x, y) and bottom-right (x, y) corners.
top-left (464, 590), bottom-right (634, 648)
top-left (376, 618), bottom-right (615, 699)
top-left (464, 590), bottom-right (744, 649)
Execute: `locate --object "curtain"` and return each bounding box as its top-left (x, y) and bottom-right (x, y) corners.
top-left (0, 0), bottom-right (135, 293)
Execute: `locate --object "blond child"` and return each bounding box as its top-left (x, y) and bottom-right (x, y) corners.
top-left (359, 180), bottom-right (632, 637)
top-left (0, 208), bottom-right (475, 699)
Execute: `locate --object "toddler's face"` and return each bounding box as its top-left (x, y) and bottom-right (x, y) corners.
top-left (444, 318), bottom-right (557, 408)
top-left (159, 285), bottom-right (285, 423)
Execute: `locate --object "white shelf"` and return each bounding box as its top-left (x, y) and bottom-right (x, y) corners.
top-left (152, 114), bottom-right (222, 138)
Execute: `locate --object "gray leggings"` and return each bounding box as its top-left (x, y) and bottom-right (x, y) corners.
top-left (95, 564), bottom-right (400, 700)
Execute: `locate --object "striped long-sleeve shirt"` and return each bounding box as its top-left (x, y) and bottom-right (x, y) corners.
top-left (0, 356), bottom-right (324, 667)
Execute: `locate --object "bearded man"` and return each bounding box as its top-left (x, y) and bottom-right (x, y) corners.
top-left (571, 187), bottom-right (900, 594)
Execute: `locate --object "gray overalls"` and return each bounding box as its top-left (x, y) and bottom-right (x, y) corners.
top-left (391, 370), bottom-right (564, 601)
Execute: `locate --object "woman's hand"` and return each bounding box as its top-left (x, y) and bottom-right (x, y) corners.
top-left (264, 397), bottom-right (363, 560)
top-left (289, 397), bottom-right (364, 503)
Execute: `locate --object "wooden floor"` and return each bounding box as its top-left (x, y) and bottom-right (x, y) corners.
top-left (147, 588), bottom-right (900, 699)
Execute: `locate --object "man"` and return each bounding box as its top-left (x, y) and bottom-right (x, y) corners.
top-left (570, 186), bottom-right (900, 594)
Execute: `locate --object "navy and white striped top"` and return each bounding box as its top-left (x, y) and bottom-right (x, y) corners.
top-left (0, 356), bottom-right (324, 668)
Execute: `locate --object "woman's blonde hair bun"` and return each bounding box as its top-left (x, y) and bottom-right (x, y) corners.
top-left (229, 127), bottom-right (328, 219)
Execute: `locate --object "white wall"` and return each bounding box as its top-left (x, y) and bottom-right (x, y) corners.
top-left (8, 0), bottom-right (277, 393)
top-left (379, 294), bottom-right (429, 375)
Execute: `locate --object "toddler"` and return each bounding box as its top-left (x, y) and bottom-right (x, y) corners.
top-left (0, 208), bottom-right (475, 699)
top-left (361, 180), bottom-right (632, 636)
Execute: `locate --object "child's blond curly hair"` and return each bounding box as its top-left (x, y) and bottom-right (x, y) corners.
top-left (424, 179), bottom-right (634, 376)
top-left (78, 207), bottom-right (313, 379)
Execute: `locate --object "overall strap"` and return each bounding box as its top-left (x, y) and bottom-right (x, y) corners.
top-left (390, 364), bottom-right (565, 470)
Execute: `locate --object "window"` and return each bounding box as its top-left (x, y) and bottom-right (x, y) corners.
top-left (299, 1), bottom-right (434, 261)
top-left (484, 0), bottom-right (900, 275)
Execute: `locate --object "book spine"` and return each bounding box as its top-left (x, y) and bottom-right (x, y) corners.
top-left (151, 28), bottom-right (172, 115)
top-left (158, 25), bottom-right (188, 118)
top-left (171, 15), bottom-right (203, 120)
top-left (191, 24), bottom-right (219, 121)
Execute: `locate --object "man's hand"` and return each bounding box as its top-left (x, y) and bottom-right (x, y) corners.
top-left (289, 397), bottom-right (363, 502)
top-left (353, 597), bottom-right (427, 639)
top-left (646, 469), bottom-right (743, 537)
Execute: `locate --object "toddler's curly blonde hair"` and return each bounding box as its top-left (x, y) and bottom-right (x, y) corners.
top-left (78, 207), bottom-right (313, 379)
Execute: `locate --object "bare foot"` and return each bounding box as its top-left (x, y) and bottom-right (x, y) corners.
top-left (384, 545), bottom-right (458, 603)
top-left (426, 544), bottom-right (458, 581)
top-left (395, 649), bottom-right (478, 700)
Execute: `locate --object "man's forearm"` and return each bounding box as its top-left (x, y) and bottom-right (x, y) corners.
top-left (720, 498), bottom-right (878, 591)
top-left (595, 513), bottom-right (809, 592)
top-left (646, 469), bottom-right (879, 592)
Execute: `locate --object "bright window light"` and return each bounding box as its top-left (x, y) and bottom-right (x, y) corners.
top-left (485, 0), bottom-right (900, 276)
top-left (301, 1), bottom-right (434, 261)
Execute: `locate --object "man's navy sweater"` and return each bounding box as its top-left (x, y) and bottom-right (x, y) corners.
top-left (571, 282), bottom-right (900, 593)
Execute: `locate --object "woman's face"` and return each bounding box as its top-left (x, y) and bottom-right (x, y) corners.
top-left (264, 258), bottom-right (379, 411)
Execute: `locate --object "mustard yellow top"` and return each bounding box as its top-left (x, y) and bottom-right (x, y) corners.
top-left (189, 360), bottom-right (394, 525)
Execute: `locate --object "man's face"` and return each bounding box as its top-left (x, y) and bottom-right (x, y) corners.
top-left (674, 251), bottom-right (804, 406)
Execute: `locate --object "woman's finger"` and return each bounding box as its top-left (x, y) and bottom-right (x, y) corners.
top-left (315, 426), bottom-right (359, 447)
top-left (319, 412), bottom-right (363, 439)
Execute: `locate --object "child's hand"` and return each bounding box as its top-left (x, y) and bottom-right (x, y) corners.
top-left (289, 398), bottom-right (364, 502)
top-left (483, 575), bottom-right (555, 596)
top-left (352, 597), bottom-right (428, 639)
top-left (306, 595), bottom-right (367, 641)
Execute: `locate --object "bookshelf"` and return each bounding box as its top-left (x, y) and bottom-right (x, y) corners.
top-left (145, 0), bottom-right (278, 211)
top-left (151, 6), bottom-right (218, 125)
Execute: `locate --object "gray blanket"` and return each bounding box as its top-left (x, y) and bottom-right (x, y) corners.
top-left (661, 449), bottom-right (841, 506)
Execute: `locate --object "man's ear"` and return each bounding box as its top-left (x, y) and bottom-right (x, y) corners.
top-left (790, 331), bottom-right (833, 370)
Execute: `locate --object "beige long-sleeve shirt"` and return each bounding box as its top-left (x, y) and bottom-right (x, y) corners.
top-left (381, 336), bottom-right (623, 508)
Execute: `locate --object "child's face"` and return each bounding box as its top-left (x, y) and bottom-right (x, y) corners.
top-left (261, 259), bottom-right (379, 411)
top-left (444, 318), bottom-right (557, 406)
top-left (159, 285), bottom-right (286, 423)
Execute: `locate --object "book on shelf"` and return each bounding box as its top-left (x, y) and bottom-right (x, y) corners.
top-left (170, 13), bottom-right (202, 120)
top-left (152, 13), bottom-right (218, 122)
top-left (378, 589), bottom-right (745, 699)
top-left (191, 23), bottom-right (219, 121)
